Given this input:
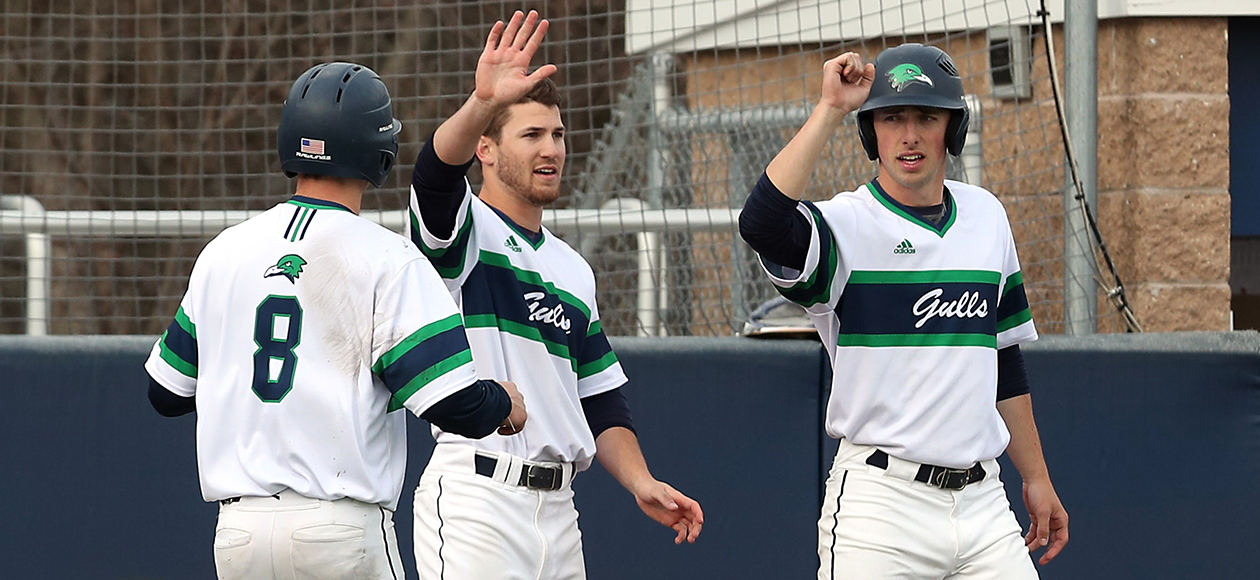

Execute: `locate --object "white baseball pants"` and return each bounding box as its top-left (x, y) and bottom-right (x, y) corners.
top-left (212, 490), bottom-right (404, 580)
top-left (818, 439), bottom-right (1039, 580)
top-left (413, 444), bottom-right (585, 580)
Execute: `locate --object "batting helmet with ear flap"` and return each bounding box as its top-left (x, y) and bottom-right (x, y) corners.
top-left (857, 44), bottom-right (969, 160)
top-left (277, 62), bottom-right (402, 188)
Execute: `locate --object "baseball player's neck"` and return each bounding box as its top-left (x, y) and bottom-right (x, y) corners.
top-left (875, 165), bottom-right (947, 208)
top-left (480, 181), bottom-right (544, 232)
top-left (295, 174), bottom-right (366, 214)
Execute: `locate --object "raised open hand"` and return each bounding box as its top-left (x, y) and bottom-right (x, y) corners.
top-left (473, 10), bottom-right (558, 109)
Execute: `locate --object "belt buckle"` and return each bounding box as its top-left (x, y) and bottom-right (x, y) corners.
top-left (930, 467), bottom-right (970, 491)
top-left (525, 463), bottom-right (561, 491)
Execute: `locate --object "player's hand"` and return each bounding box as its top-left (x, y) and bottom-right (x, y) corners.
top-left (631, 480), bottom-right (704, 544)
top-left (497, 380), bottom-right (527, 435)
top-left (819, 52), bottom-right (875, 114)
top-left (1022, 478), bottom-right (1069, 564)
top-left (474, 10), bottom-right (558, 110)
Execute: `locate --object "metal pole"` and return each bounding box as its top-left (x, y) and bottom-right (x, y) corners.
top-left (1063, 0), bottom-right (1098, 334)
top-left (640, 52), bottom-right (675, 337)
top-left (961, 95), bottom-right (983, 187)
top-left (1, 195), bottom-right (51, 335)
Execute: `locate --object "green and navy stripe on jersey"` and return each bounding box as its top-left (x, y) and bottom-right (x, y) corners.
top-left (760, 178), bottom-right (1037, 468)
top-left (373, 313), bottom-right (474, 412)
top-left (997, 271), bottom-right (1032, 334)
top-left (157, 306), bottom-right (198, 378)
top-left (408, 194), bottom-right (621, 383)
top-left (836, 269), bottom-right (1000, 348)
top-left (458, 250), bottom-right (614, 378)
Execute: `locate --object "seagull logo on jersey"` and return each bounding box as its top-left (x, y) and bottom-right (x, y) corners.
top-left (264, 254), bottom-right (307, 284)
top-left (912, 288), bottom-right (989, 329)
top-left (887, 64), bottom-right (934, 92)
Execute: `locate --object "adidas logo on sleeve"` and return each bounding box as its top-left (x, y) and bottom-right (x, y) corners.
top-left (893, 239), bottom-right (916, 255)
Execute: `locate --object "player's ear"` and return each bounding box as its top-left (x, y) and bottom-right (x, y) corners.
top-left (475, 135), bottom-right (495, 166)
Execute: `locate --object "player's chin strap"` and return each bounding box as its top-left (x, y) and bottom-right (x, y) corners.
top-left (1039, 0), bottom-right (1143, 333)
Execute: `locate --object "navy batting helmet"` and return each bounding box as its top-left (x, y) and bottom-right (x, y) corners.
top-left (857, 44), bottom-right (969, 160)
top-left (277, 62), bottom-right (402, 188)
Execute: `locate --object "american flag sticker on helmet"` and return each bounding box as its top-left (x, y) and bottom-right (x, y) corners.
top-left (300, 138), bottom-right (325, 155)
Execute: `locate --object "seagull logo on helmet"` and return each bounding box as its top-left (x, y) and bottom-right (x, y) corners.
top-left (264, 254), bottom-right (307, 283)
top-left (886, 63), bottom-right (935, 92)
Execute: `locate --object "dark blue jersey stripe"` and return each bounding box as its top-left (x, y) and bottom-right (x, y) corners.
top-left (377, 326), bottom-right (471, 396)
top-left (996, 273), bottom-right (1032, 328)
top-left (578, 325), bottom-right (615, 367)
top-left (576, 324), bottom-right (620, 378)
top-left (460, 260), bottom-right (592, 362)
top-left (839, 281), bottom-right (998, 337)
top-left (160, 317), bottom-right (198, 371)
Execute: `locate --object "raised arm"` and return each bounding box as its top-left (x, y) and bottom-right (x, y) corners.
top-left (765, 52), bottom-right (875, 200)
top-left (432, 10), bottom-right (557, 165)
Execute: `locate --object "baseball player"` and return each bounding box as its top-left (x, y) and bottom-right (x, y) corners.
top-left (144, 62), bottom-right (526, 580)
top-left (403, 11), bottom-right (703, 579)
top-left (739, 44), bottom-right (1069, 579)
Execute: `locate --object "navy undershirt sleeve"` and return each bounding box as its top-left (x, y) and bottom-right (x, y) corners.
top-left (738, 173), bottom-right (812, 271)
top-left (581, 387), bottom-right (636, 438)
top-left (421, 379), bottom-right (512, 439)
top-left (148, 375), bottom-right (195, 417)
top-left (412, 134), bottom-right (476, 239)
top-left (996, 345), bottom-right (1031, 401)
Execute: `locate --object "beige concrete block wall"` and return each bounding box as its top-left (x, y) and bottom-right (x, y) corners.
top-left (1094, 18), bottom-right (1231, 331)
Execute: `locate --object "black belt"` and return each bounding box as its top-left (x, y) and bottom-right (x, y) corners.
top-left (474, 453), bottom-right (565, 491)
top-left (865, 450), bottom-right (986, 491)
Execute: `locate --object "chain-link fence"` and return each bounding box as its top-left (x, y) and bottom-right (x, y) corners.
top-left (0, 0), bottom-right (1117, 336)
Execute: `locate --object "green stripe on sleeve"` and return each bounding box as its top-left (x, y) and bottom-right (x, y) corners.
top-left (411, 205), bottom-right (473, 279)
top-left (996, 309), bottom-right (1034, 334)
top-left (158, 332), bottom-right (198, 378)
top-left (388, 349), bottom-right (474, 412)
top-left (1002, 271), bottom-right (1025, 298)
top-left (174, 306), bottom-right (196, 339)
top-left (775, 205), bottom-right (839, 307)
top-left (372, 313), bottom-right (464, 375)
top-left (577, 351), bottom-right (619, 379)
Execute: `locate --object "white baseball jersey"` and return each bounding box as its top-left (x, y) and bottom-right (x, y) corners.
top-left (407, 181), bottom-right (628, 471)
top-left (763, 179), bottom-right (1037, 468)
top-left (145, 196), bottom-right (478, 510)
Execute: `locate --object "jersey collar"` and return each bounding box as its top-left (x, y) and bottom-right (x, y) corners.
top-left (865, 179), bottom-right (956, 237)
top-left (488, 204), bottom-right (545, 250)
top-left (287, 195), bottom-right (354, 214)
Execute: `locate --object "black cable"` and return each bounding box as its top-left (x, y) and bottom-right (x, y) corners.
top-left (1038, 0), bottom-right (1143, 332)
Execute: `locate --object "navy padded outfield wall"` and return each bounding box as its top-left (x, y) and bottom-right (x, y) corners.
top-left (0, 333), bottom-right (1257, 579)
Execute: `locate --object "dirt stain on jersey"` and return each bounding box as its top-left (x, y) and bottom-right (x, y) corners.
top-left (301, 239), bottom-right (373, 384)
